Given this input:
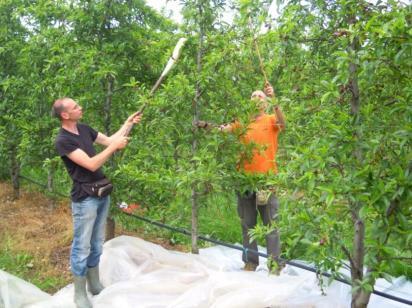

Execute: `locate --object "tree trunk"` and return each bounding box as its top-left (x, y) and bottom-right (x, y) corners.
top-left (352, 288), bottom-right (372, 308)
top-left (350, 209), bottom-right (368, 308)
top-left (106, 216), bottom-right (115, 241)
top-left (346, 13), bottom-right (372, 308)
top-left (47, 167), bottom-right (53, 192)
top-left (47, 162), bottom-right (56, 210)
top-left (104, 74), bottom-right (113, 137)
top-left (349, 45), bottom-right (360, 116)
top-left (104, 74), bottom-right (115, 239)
top-left (10, 148), bottom-right (20, 200)
top-left (191, 2), bottom-right (205, 254)
top-left (191, 188), bottom-right (199, 254)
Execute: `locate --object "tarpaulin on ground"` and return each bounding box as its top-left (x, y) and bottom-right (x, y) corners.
top-left (0, 235), bottom-right (411, 307)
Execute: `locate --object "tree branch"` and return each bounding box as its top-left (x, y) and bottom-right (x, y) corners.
top-left (341, 244), bottom-right (355, 271)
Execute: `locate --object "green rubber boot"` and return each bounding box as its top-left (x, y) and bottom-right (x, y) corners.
top-left (73, 276), bottom-right (92, 308)
top-left (86, 265), bottom-right (104, 295)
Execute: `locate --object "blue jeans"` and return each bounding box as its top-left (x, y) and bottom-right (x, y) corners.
top-left (71, 196), bottom-right (110, 276)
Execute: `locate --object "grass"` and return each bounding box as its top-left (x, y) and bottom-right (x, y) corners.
top-left (115, 192), bottom-right (245, 249)
top-left (0, 182), bottom-right (73, 293)
top-left (0, 236), bottom-right (67, 292)
top-left (0, 238), bottom-right (34, 277)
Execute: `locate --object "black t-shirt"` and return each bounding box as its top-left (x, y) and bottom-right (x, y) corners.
top-left (55, 123), bottom-right (105, 202)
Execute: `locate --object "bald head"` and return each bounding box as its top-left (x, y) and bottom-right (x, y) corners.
top-left (251, 90), bottom-right (267, 101)
top-left (51, 98), bottom-right (71, 120)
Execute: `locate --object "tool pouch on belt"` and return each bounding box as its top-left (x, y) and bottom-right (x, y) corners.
top-left (82, 178), bottom-right (113, 198)
top-left (256, 189), bottom-right (272, 206)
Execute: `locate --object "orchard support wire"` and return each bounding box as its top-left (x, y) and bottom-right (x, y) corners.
top-left (119, 210), bottom-right (412, 306)
top-left (13, 175), bottom-right (412, 306)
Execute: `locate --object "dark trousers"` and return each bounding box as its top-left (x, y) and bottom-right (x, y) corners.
top-left (237, 191), bottom-right (280, 266)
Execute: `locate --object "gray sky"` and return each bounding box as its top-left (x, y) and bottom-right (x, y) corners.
top-left (145, 0), bottom-right (396, 24)
top-left (146, 0), bottom-right (183, 23)
top-left (145, 0), bottom-right (280, 24)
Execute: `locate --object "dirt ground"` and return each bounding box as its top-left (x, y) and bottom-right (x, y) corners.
top-left (0, 182), bottom-right (187, 294)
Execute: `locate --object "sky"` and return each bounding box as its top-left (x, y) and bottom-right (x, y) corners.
top-left (145, 0), bottom-right (394, 24)
top-left (145, 0), bottom-right (280, 25)
top-left (146, 0), bottom-right (184, 24)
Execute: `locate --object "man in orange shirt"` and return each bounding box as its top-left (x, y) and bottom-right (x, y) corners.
top-left (218, 82), bottom-right (285, 272)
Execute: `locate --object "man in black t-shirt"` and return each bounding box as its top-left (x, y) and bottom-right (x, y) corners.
top-left (52, 97), bottom-right (142, 308)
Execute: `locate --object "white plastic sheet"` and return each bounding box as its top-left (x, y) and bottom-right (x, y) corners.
top-left (0, 235), bottom-right (410, 308)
